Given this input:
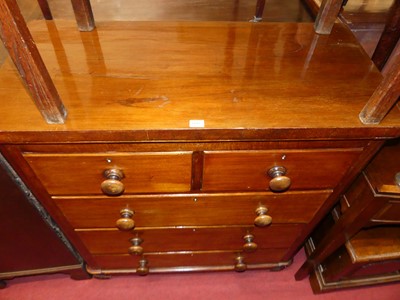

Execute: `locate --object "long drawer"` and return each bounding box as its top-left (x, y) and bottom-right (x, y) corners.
top-left (76, 225), bottom-right (304, 254)
top-left (202, 149), bottom-right (361, 191)
top-left (23, 152), bottom-right (193, 195)
top-left (54, 191), bottom-right (330, 228)
top-left (88, 249), bottom-right (291, 271)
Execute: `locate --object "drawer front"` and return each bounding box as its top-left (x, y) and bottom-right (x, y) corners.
top-left (55, 191), bottom-right (330, 228)
top-left (202, 149), bottom-right (361, 191)
top-left (76, 225), bottom-right (304, 254)
top-left (343, 175), bottom-right (400, 224)
top-left (349, 261), bottom-right (400, 278)
top-left (372, 202), bottom-right (400, 223)
top-left (23, 152), bottom-right (192, 195)
top-left (88, 249), bottom-right (290, 271)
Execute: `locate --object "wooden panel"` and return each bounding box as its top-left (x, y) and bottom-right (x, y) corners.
top-left (89, 248), bottom-right (289, 271)
top-left (76, 225), bottom-right (304, 254)
top-left (202, 149), bottom-right (361, 191)
top-left (54, 191), bottom-right (330, 228)
top-left (0, 155), bottom-right (80, 273)
top-left (16, 140), bottom-right (370, 153)
top-left (23, 152), bottom-right (192, 195)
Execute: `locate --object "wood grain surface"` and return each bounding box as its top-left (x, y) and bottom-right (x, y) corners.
top-left (0, 20), bottom-right (398, 142)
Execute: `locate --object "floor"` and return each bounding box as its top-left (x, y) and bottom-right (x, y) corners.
top-left (1, 250), bottom-right (399, 299)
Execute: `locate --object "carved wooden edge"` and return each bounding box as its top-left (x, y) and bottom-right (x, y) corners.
top-left (314, 0), bottom-right (344, 34)
top-left (0, 0), bottom-right (67, 124)
top-left (70, 0), bottom-right (95, 31)
top-left (359, 53), bottom-right (400, 124)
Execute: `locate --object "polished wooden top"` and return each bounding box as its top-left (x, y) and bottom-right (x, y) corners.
top-left (0, 20), bottom-right (399, 142)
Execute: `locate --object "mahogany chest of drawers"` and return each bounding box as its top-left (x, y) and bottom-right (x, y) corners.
top-left (0, 20), bottom-right (399, 277)
top-left (2, 141), bottom-right (367, 275)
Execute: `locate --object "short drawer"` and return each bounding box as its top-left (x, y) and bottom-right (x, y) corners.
top-left (202, 149), bottom-right (361, 192)
top-left (23, 152), bottom-right (192, 195)
top-left (342, 174), bottom-right (400, 224)
top-left (87, 249), bottom-right (291, 272)
top-left (371, 202), bottom-right (400, 223)
top-left (364, 141), bottom-right (400, 195)
top-left (54, 191), bottom-right (330, 228)
top-left (76, 225), bottom-right (304, 254)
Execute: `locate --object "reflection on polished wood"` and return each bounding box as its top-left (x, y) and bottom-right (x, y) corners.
top-left (304, 0), bottom-right (396, 56)
top-left (0, 20), bottom-right (399, 142)
top-left (47, 0), bottom-right (312, 22)
top-left (2, 0), bottom-right (312, 64)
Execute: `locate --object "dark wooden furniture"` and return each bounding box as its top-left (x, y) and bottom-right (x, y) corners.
top-left (303, 140), bottom-right (400, 292)
top-left (303, 0), bottom-right (398, 60)
top-left (0, 0), bottom-right (399, 278)
top-left (306, 212), bottom-right (400, 292)
top-left (0, 153), bottom-right (89, 288)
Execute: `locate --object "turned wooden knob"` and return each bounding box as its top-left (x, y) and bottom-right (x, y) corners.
top-left (254, 205), bottom-right (272, 227)
top-left (136, 259), bottom-right (149, 276)
top-left (234, 256), bottom-right (247, 272)
top-left (243, 234), bottom-right (257, 252)
top-left (101, 169), bottom-right (125, 196)
top-left (267, 166), bottom-right (291, 192)
top-left (129, 237), bottom-right (144, 255)
top-left (116, 208), bottom-right (135, 231)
